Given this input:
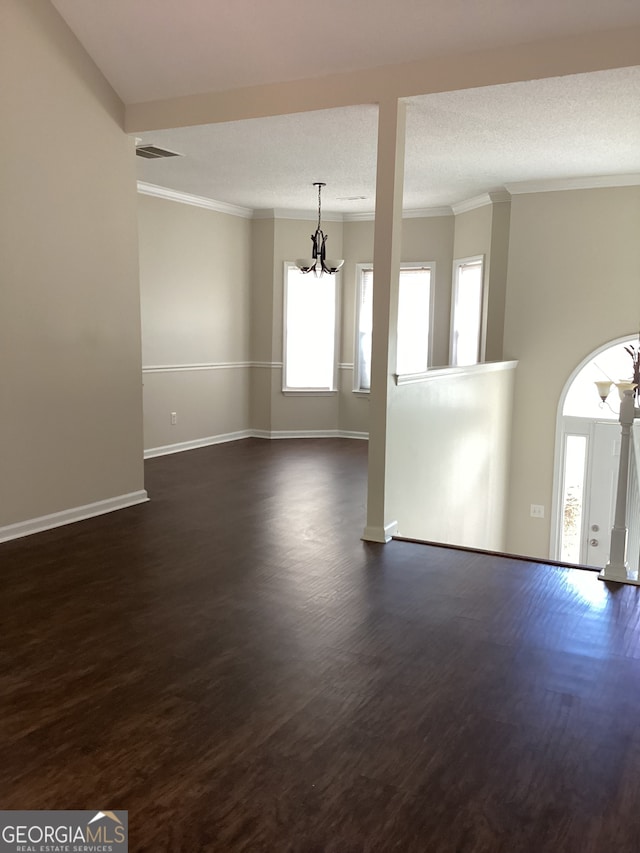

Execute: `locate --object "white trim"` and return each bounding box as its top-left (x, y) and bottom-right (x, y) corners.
top-left (143, 361), bottom-right (250, 373)
top-left (137, 177), bottom-right (639, 220)
top-left (338, 363), bottom-right (354, 370)
top-left (146, 430), bottom-right (368, 455)
top-left (361, 520), bottom-right (398, 543)
top-left (142, 361), bottom-right (280, 373)
top-left (342, 211), bottom-right (374, 222)
top-left (394, 370), bottom-right (432, 385)
top-left (354, 263), bottom-right (373, 393)
top-left (253, 208), bottom-right (344, 222)
top-left (402, 207), bottom-right (454, 219)
top-left (451, 191), bottom-right (510, 215)
top-left (145, 430), bottom-right (253, 458)
top-left (395, 360), bottom-right (518, 385)
top-left (253, 206), bottom-right (453, 222)
top-left (343, 206), bottom-right (453, 222)
top-left (251, 429), bottom-right (368, 440)
top-left (506, 174), bottom-right (640, 195)
top-left (137, 181), bottom-right (253, 218)
top-left (0, 491), bottom-right (149, 543)
top-left (282, 390), bottom-right (337, 396)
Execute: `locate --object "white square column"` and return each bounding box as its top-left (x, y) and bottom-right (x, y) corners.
top-left (362, 98), bottom-right (406, 543)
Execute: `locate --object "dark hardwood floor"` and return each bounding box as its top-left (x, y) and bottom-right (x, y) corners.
top-left (3, 438), bottom-right (640, 852)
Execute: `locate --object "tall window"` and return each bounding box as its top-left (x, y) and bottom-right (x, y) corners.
top-left (560, 433), bottom-right (588, 563)
top-left (450, 256), bottom-right (484, 367)
top-left (396, 266), bottom-right (433, 375)
top-left (283, 263), bottom-right (338, 391)
top-left (355, 267), bottom-right (374, 391)
top-left (355, 263), bottom-right (433, 391)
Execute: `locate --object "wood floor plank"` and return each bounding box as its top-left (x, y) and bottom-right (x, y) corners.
top-left (2, 438), bottom-right (640, 851)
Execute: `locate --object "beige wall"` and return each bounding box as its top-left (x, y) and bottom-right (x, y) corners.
top-left (387, 364), bottom-right (516, 549)
top-left (0, 0), bottom-right (145, 526)
top-left (249, 218), bottom-right (276, 431)
top-left (452, 201), bottom-right (511, 362)
top-left (143, 370), bottom-right (249, 450)
top-left (138, 193), bottom-right (251, 450)
top-left (485, 202), bottom-right (511, 361)
top-left (503, 186), bottom-right (640, 559)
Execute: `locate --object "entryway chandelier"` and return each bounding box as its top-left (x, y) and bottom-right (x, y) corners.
top-left (296, 182), bottom-right (344, 276)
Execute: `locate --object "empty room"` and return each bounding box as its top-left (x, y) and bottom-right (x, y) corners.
top-left (2, 1), bottom-right (640, 850)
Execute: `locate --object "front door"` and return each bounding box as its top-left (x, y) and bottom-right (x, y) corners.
top-left (583, 422), bottom-right (620, 567)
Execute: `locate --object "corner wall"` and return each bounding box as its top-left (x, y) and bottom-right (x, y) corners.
top-left (503, 186), bottom-right (640, 559)
top-left (138, 194), bottom-right (251, 453)
top-left (0, 0), bottom-right (145, 531)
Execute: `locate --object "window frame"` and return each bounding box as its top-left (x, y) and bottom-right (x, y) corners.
top-left (282, 261), bottom-right (340, 395)
top-left (353, 261), bottom-right (436, 393)
top-left (353, 263), bottom-right (374, 394)
top-left (449, 254), bottom-right (485, 367)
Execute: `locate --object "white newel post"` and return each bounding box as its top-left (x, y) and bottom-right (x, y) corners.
top-left (600, 389), bottom-right (639, 583)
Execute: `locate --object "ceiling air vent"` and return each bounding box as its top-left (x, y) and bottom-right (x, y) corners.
top-left (135, 145), bottom-right (182, 159)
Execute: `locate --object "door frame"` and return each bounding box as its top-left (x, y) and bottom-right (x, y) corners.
top-left (550, 335), bottom-right (633, 563)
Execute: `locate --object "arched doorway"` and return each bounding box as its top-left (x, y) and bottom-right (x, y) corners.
top-left (551, 335), bottom-right (639, 567)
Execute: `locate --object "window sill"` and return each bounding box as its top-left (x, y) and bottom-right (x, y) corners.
top-left (282, 389), bottom-right (338, 396)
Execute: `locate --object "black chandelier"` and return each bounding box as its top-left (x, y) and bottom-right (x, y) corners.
top-left (296, 182), bottom-right (344, 276)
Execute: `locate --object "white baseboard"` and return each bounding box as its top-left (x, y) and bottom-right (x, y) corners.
top-left (251, 429), bottom-right (369, 440)
top-left (2, 431), bottom-right (368, 544)
top-left (146, 429), bottom-right (368, 454)
top-left (144, 430), bottom-right (253, 458)
top-left (0, 490), bottom-right (149, 544)
top-left (340, 430), bottom-right (368, 440)
top-left (361, 520), bottom-right (398, 544)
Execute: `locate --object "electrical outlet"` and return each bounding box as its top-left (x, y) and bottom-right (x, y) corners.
top-left (530, 504), bottom-right (545, 518)
top-left (171, 412), bottom-right (177, 425)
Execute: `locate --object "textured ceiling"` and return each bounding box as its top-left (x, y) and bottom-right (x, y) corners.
top-left (50, 0), bottom-right (640, 103)
top-left (134, 68), bottom-right (640, 213)
top-left (47, 0), bottom-right (640, 213)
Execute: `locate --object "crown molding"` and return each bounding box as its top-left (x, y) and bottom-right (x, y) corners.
top-left (402, 206), bottom-right (454, 219)
top-left (341, 211), bottom-right (374, 222)
top-left (342, 206), bottom-right (453, 222)
top-left (451, 190), bottom-right (511, 215)
top-left (137, 174), bottom-right (638, 222)
top-left (505, 174), bottom-right (640, 195)
top-left (137, 182), bottom-right (254, 218)
top-left (253, 208), bottom-right (344, 221)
